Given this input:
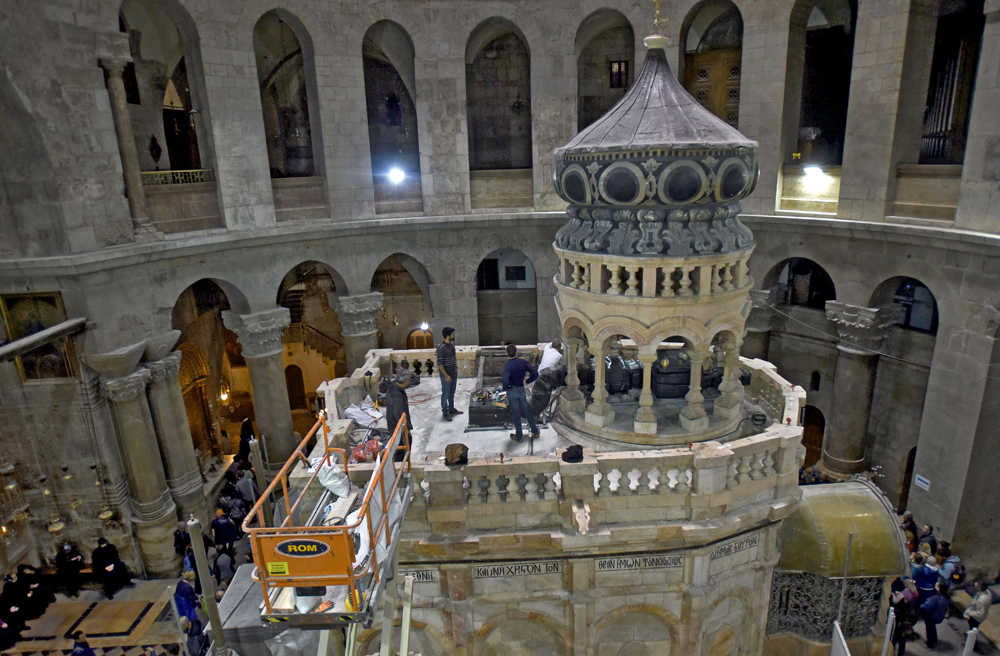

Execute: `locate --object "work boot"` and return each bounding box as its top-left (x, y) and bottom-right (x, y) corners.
top-left (531, 433), bottom-right (540, 440)
top-left (509, 433), bottom-right (523, 443)
top-left (442, 412), bottom-right (452, 422)
top-left (449, 408), bottom-right (464, 415)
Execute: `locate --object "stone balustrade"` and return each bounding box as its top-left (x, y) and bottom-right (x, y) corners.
top-left (555, 246), bottom-right (751, 299)
top-left (741, 357), bottom-right (806, 426)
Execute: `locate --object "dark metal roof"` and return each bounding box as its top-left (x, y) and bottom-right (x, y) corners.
top-left (553, 45), bottom-right (757, 156)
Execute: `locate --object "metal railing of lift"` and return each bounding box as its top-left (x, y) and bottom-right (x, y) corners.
top-left (242, 412), bottom-right (412, 615)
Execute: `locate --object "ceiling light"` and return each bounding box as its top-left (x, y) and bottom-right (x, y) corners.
top-left (388, 168), bottom-right (405, 184)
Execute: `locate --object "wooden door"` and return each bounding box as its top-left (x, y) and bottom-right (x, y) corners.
top-left (683, 50), bottom-right (742, 128)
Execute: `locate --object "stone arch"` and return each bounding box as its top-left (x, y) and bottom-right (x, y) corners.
top-left (559, 310), bottom-right (598, 345)
top-left (252, 8), bottom-right (323, 178)
top-left (476, 248), bottom-right (537, 345)
top-left (679, 0), bottom-right (744, 128)
top-left (177, 341), bottom-right (210, 391)
top-left (703, 587), bottom-right (758, 654)
top-left (705, 315), bottom-right (748, 344)
top-left (271, 259), bottom-right (349, 303)
top-left (779, 0), bottom-right (856, 166)
top-left (575, 9), bottom-right (635, 131)
top-left (371, 253), bottom-right (433, 349)
top-left (171, 277), bottom-right (251, 318)
top-left (592, 605), bottom-right (680, 655)
top-left (761, 257), bottom-right (836, 310)
top-left (355, 617), bottom-right (454, 656)
top-left (867, 276), bottom-right (939, 335)
top-left (466, 17), bottom-right (533, 207)
top-left (363, 20), bottom-right (423, 214)
top-left (474, 610), bottom-right (569, 656)
top-left (645, 318), bottom-right (713, 353)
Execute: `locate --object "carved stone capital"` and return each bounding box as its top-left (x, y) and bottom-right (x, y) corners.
top-left (98, 56), bottom-right (131, 75)
top-left (825, 301), bottom-right (901, 353)
top-left (101, 369), bottom-right (151, 403)
top-left (333, 292), bottom-right (384, 337)
top-left (222, 308), bottom-right (291, 358)
top-left (745, 287), bottom-right (783, 333)
top-left (147, 351), bottom-right (182, 383)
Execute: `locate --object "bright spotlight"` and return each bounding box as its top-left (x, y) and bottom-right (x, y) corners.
top-left (388, 168), bottom-right (405, 184)
top-left (420, 322), bottom-right (429, 331)
top-left (803, 166), bottom-right (824, 176)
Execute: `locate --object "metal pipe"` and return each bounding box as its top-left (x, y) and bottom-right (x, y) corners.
top-left (248, 439), bottom-right (272, 527)
top-left (187, 515), bottom-right (228, 656)
top-left (836, 532), bottom-right (853, 626)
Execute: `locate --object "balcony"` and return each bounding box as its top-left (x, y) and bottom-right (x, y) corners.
top-left (141, 169), bottom-right (223, 233)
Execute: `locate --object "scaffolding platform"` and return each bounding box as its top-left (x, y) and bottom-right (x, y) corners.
top-left (224, 414), bottom-right (414, 632)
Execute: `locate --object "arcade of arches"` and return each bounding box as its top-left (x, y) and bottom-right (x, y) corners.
top-left (1, 0), bottom-right (1000, 651)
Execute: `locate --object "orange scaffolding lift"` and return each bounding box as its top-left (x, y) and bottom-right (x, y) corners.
top-left (241, 412), bottom-right (414, 634)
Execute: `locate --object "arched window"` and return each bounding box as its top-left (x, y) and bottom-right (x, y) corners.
top-left (680, 0), bottom-right (743, 127)
top-left (476, 249), bottom-right (537, 345)
top-left (363, 21), bottom-right (423, 214)
top-left (763, 258), bottom-right (837, 310)
top-left (253, 11), bottom-right (317, 178)
top-left (868, 276), bottom-right (939, 335)
top-left (576, 10), bottom-right (635, 131)
top-left (466, 19), bottom-right (533, 208)
top-left (371, 254), bottom-right (432, 349)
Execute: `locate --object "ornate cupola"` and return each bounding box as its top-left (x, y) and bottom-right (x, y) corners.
top-left (551, 26), bottom-right (760, 447)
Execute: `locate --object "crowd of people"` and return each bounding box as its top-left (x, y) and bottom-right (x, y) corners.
top-left (891, 512), bottom-right (993, 653)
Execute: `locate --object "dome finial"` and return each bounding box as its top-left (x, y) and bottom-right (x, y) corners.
top-left (644, 0), bottom-right (671, 49)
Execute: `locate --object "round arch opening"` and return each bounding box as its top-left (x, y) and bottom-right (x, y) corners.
top-left (475, 249), bottom-right (537, 346)
top-left (763, 257), bottom-right (836, 310)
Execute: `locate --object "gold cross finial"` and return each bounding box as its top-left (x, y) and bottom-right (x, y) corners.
top-left (654, 0), bottom-right (666, 33)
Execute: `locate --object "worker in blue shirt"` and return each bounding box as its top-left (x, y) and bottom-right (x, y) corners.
top-left (502, 344), bottom-right (539, 444)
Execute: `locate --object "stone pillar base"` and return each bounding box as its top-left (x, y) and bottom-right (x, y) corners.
top-left (561, 388), bottom-right (586, 414)
top-left (134, 513), bottom-right (182, 578)
top-left (713, 400), bottom-right (743, 420)
top-left (819, 450), bottom-right (866, 479)
top-left (680, 413), bottom-right (709, 433)
top-left (585, 403), bottom-right (615, 427)
top-left (633, 419), bottom-right (657, 434)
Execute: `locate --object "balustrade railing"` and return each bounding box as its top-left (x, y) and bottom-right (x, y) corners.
top-left (556, 248), bottom-right (751, 299)
top-left (140, 169), bottom-right (216, 186)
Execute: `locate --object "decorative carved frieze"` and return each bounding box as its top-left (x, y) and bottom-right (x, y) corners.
top-left (100, 369), bottom-right (151, 403)
top-left (221, 308), bottom-right (291, 358)
top-left (334, 292), bottom-right (385, 337)
top-left (824, 301), bottom-right (901, 353)
top-left (146, 351), bottom-right (182, 383)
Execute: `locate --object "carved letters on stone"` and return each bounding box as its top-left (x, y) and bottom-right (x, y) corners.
top-left (824, 301), bottom-right (901, 353)
top-left (334, 292), bottom-right (385, 337)
top-left (146, 351), bottom-right (182, 383)
top-left (221, 308), bottom-right (291, 359)
top-left (100, 369), bottom-right (151, 403)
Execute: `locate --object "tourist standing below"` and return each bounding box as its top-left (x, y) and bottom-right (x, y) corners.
top-left (436, 327), bottom-right (461, 421)
top-left (919, 582), bottom-right (949, 649)
top-left (503, 344), bottom-right (539, 444)
top-left (211, 509), bottom-right (239, 553)
top-left (918, 525), bottom-right (938, 555)
top-left (964, 580), bottom-right (992, 632)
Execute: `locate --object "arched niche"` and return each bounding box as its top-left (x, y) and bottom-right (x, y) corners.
top-left (363, 21), bottom-right (423, 214)
top-left (480, 618), bottom-right (565, 656)
top-left (762, 257), bottom-right (836, 310)
top-left (253, 10), bottom-right (320, 178)
top-left (782, 0), bottom-right (856, 165)
top-left (680, 0), bottom-right (743, 128)
top-left (371, 253), bottom-right (433, 349)
top-left (171, 278), bottom-right (250, 457)
top-left (466, 18), bottom-right (534, 209)
top-left (594, 610), bottom-right (675, 655)
top-left (476, 248), bottom-right (537, 345)
top-left (576, 9), bottom-right (635, 131)
top-left (275, 261), bottom-right (348, 378)
top-left (868, 276), bottom-right (939, 335)
top-left (119, 0), bottom-right (209, 172)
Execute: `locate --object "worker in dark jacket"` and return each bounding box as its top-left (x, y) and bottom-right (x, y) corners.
top-left (919, 582), bottom-right (950, 648)
top-left (210, 509), bottom-right (239, 552)
top-left (385, 369), bottom-right (416, 439)
top-left (502, 344), bottom-right (539, 444)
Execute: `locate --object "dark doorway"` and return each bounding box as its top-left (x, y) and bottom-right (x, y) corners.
top-left (284, 364), bottom-right (307, 410)
top-left (798, 26), bottom-right (854, 165)
top-left (802, 405), bottom-right (825, 468)
top-left (898, 447), bottom-right (918, 511)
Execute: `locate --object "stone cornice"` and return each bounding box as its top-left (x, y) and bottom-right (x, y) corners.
top-left (100, 369), bottom-right (151, 403)
top-left (146, 351), bottom-right (182, 383)
top-left (221, 308), bottom-right (291, 358)
top-left (333, 292), bottom-right (384, 337)
top-left (825, 301), bottom-right (901, 353)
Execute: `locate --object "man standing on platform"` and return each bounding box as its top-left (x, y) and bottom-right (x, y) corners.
top-left (436, 327), bottom-right (462, 421)
top-left (503, 344), bottom-right (539, 444)
top-left (386, 369), bottom-right (416, 436)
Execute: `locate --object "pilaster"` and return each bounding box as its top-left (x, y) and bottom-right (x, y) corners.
top-left (332, 292), bottom-right (384, 373)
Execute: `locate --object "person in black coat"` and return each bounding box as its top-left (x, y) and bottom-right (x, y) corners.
top-left (55, 542), bottom-right (86, 597)
top-left (91, 538), bottom-right (132, 599)
top-left (15, 565), bottom-right (53, 621)
top-left (385, 370), bottom-right (415, 437)
top-left (0, 574), bottom-right (27, 633)
top-left (210, 509), bottom-right (239, 553)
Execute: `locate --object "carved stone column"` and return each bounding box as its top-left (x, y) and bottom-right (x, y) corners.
top-left (584, 345), bottom-right (615, 427)
top-left (742, 287), bottom-right (782, 360)
top-left (222, 308), bottom-right (296, 467)
top-left (562, 337), bottom-right (586, 414)
top-left (99, 57), bottom-right (153, 234)
top-left (821, 302), bottom-right (899, 477)
top-left (680, 348), bottom-right (710, 433)
top-left (101, 370), bottom-right (179, 577)
top-left (332, 292), bottom-right (384, 373)
top-left (634, 353), bottom-right (658, 434)
top-left (714, 337), bottom-right (745, 420)
top-left (146, 352), bottom-right (208, 525)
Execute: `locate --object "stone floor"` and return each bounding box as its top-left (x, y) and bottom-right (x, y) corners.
top-left (371, 375), bottom-right (575, 463)
top-left (904, 613), bottom-right (999, 655)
